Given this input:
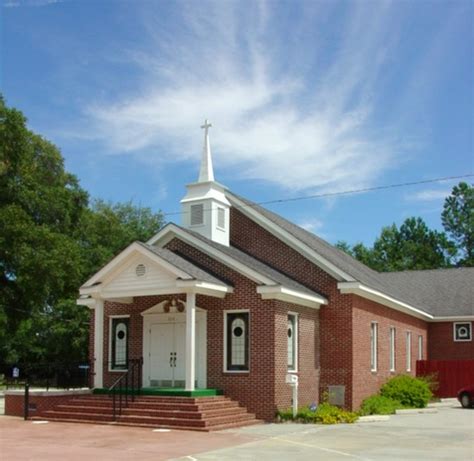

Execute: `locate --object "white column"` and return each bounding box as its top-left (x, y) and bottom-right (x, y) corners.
top-left (185, 292), bottom-right (196, 391)
top-left (93, 298), bottom-right (104, 388)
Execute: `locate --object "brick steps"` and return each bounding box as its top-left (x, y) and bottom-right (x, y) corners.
top-left (32, 394), bottom-right (261, 431)
top-left (31, 417), bottom-right (262, 432)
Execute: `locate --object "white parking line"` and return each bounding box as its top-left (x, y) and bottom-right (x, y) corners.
top-left (274, 437), bottom-right (374, 461)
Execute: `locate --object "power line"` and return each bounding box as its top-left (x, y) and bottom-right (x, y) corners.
top-left (162, 173), bottom-right (474, 217)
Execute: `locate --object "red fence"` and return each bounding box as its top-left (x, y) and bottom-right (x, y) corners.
top-left (416, 360), bottom-right (474, 398)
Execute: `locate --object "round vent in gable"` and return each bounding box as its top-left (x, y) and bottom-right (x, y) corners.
top-left (135, 264), bottom-right (146, 277)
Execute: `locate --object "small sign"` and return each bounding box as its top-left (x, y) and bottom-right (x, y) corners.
top-left (78, 365), bottom-right (90, 370)
top-left (12, 367), bottom-right (19, 378)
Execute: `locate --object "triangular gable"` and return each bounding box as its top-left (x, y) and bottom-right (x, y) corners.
top-left (81, 242), bottom-right (193, 291)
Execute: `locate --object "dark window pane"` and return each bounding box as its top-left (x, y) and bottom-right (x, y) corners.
top-left (226, 312), bottom-right (249, 371)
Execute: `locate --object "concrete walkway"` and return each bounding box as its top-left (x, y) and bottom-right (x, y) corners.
top-left (1, 403), bottom-right (472, 460)
top-left (175, 403), bottom-right (473, 461)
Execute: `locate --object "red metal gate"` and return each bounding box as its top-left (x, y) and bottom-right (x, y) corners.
top-left (416, 359), bottom-right (474, 398)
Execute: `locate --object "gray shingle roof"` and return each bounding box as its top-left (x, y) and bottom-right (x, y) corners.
top-left (378, 269), bottom-right (474, 317)
top-left (137, 242), bottom-right (228, 286)
top-left (225, 191), bottom-right (474, 318)
top-left (168, 225), bottom-right (326, 300)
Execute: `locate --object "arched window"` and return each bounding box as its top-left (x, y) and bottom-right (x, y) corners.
top-left (111, 317), bottom-right (129, 370)
top-left (225, 312), bottom-right (249, 371)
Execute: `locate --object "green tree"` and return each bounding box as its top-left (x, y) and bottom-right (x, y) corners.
top-left (337, 218), bottom-right (456, 272)
top-left (441, 182), bottom-right (474, 266)
top-left (0, 96), bottom-right (165, 366)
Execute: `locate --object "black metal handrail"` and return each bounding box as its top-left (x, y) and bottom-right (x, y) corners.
top-left (19, 361), bottom-right (91, 420)
top-left (109, 358), bottom-right (143, 421)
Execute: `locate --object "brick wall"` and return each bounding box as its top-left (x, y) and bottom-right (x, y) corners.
top-left (351, 295), bottom-right (428, 409)
top-left (166, 238), bottom-right (322, 420)
top-left (229, 208), bottom-right (354, 407)
top-left (428, 322), bottom-right (474, 360)
top-left (102, 295), bottom-right (186, 388)
top-left (273, 301), bottom-right (320, 411)
top-left (5, 391), bottom-right (91, 418)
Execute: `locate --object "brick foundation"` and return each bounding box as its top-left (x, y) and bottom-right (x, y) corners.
top-left (5, 390), bottom-right (92, 418)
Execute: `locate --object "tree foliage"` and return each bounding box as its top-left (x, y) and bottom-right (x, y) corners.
top-left (441, 182), bottom-right (474, 266)
top-left (338, 182), bottom-right (474, 271)
top-left (0, 96), bottom-right (164, 366)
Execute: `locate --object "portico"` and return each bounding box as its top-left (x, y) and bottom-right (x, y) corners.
top-left (77, 242), bottom-right (233, 392)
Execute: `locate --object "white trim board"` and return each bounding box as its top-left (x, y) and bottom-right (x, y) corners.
top-left (257, 286), bottom-right (326, 309)
top-left (338, 282), bottom-right (433, 320)
top-left (226, 194), bottom-right (355, 282)
top-left (148, 224), bottom-right (329, 308)
top-left (81, 242), bottom-right (193, 289)
top-left (148, 224), bottom-right (276, 285)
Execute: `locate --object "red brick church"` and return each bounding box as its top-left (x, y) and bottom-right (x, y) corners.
top-left (77, 121), bottom-right (473, 422)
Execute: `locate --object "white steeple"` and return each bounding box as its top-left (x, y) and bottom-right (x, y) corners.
top-left (198, 119), bottom-right (215, 182)
top-left (180, 120), bottom-right (231, 246)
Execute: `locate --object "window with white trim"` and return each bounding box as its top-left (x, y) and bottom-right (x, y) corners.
top-left (287, 313), bottom-right (298, 372)
top-left (190, 204), bottom-right (204, 226)
top-left (406, 331), bottom-right (412, 372)
top-left (389, 327), bottom-right (396, 372)
top-left (370, 322), bottom-right (378, 372)
top-left (418, 335), bottom-right (423, 360)
top-left (454, 322), bottom-right (472, 342)
top-left (110, 317), bottom-right (129, 370)
top-left (225, 311), bottom-right (249, 371)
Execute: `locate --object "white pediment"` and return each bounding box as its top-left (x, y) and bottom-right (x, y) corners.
top-left (101, 252), bottom-right (178, 296)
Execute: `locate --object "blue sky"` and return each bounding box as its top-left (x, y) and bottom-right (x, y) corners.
top-left (2, 0), bottom-right (473, 245)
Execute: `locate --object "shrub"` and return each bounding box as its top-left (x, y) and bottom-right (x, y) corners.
top-left (277, 403), bottom-right (358, 424)
top-left (359, 395), bottom-right (401, 415)
top-left (380, 375), bottom-right (432, 408)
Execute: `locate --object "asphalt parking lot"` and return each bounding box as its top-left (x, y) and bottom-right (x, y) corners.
top-left (1, 403), bottom-right (473, 461)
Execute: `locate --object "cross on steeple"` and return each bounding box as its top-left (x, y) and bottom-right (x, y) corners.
top-left (198, 119), bottom-right (215, 182)
top-left (201, 119), bottom-right (212, 134)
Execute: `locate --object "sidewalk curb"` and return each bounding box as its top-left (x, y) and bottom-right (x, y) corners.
top-left (395, 408), bottom-right (438, 415)
top-left (357, 415), bottom-right (391, 423)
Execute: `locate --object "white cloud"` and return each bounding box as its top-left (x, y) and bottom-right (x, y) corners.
top-left (298, 218), bottom-right (324, 234)
top-left (406, 189), bottom-right (450, 202)
top-left (3, 0), bottom-right (63, 6)
top-left (81, 1), bottom-right (420, 193)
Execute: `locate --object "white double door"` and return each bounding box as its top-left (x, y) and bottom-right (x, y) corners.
top-left (144, 311), bottom-right (207, 388)
top-left (150, 321), bottom-right (186, 387)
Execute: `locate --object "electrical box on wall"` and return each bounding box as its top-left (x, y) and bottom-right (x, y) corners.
top-left (327, 385), bottom-right (345, 406)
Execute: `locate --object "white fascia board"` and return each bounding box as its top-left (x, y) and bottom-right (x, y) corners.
top-left (227, 195), bottom-right (355, 282)
top-left (176, 280), bottom-right (233, 298)
top-left (103, 297), bottom-right (134, 304)
top-left (101, 286), bottom-right (185, 299)
top-left (79, 285), bottom-right (102, 296)
top-left (338, 282), bottom-right (433, 320)
top-left (76, 297), bottom-right (96, 308)
top-left (148, 224), bottom-right (276, 285)
top-left (430, 316), bottom-right (474, 322)
top-left (80, 242), bottom-right (193, 289)
top-left (257, 285), bottom-right (326, 309)
top-left (101, 283), bottom-right (231, 300)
